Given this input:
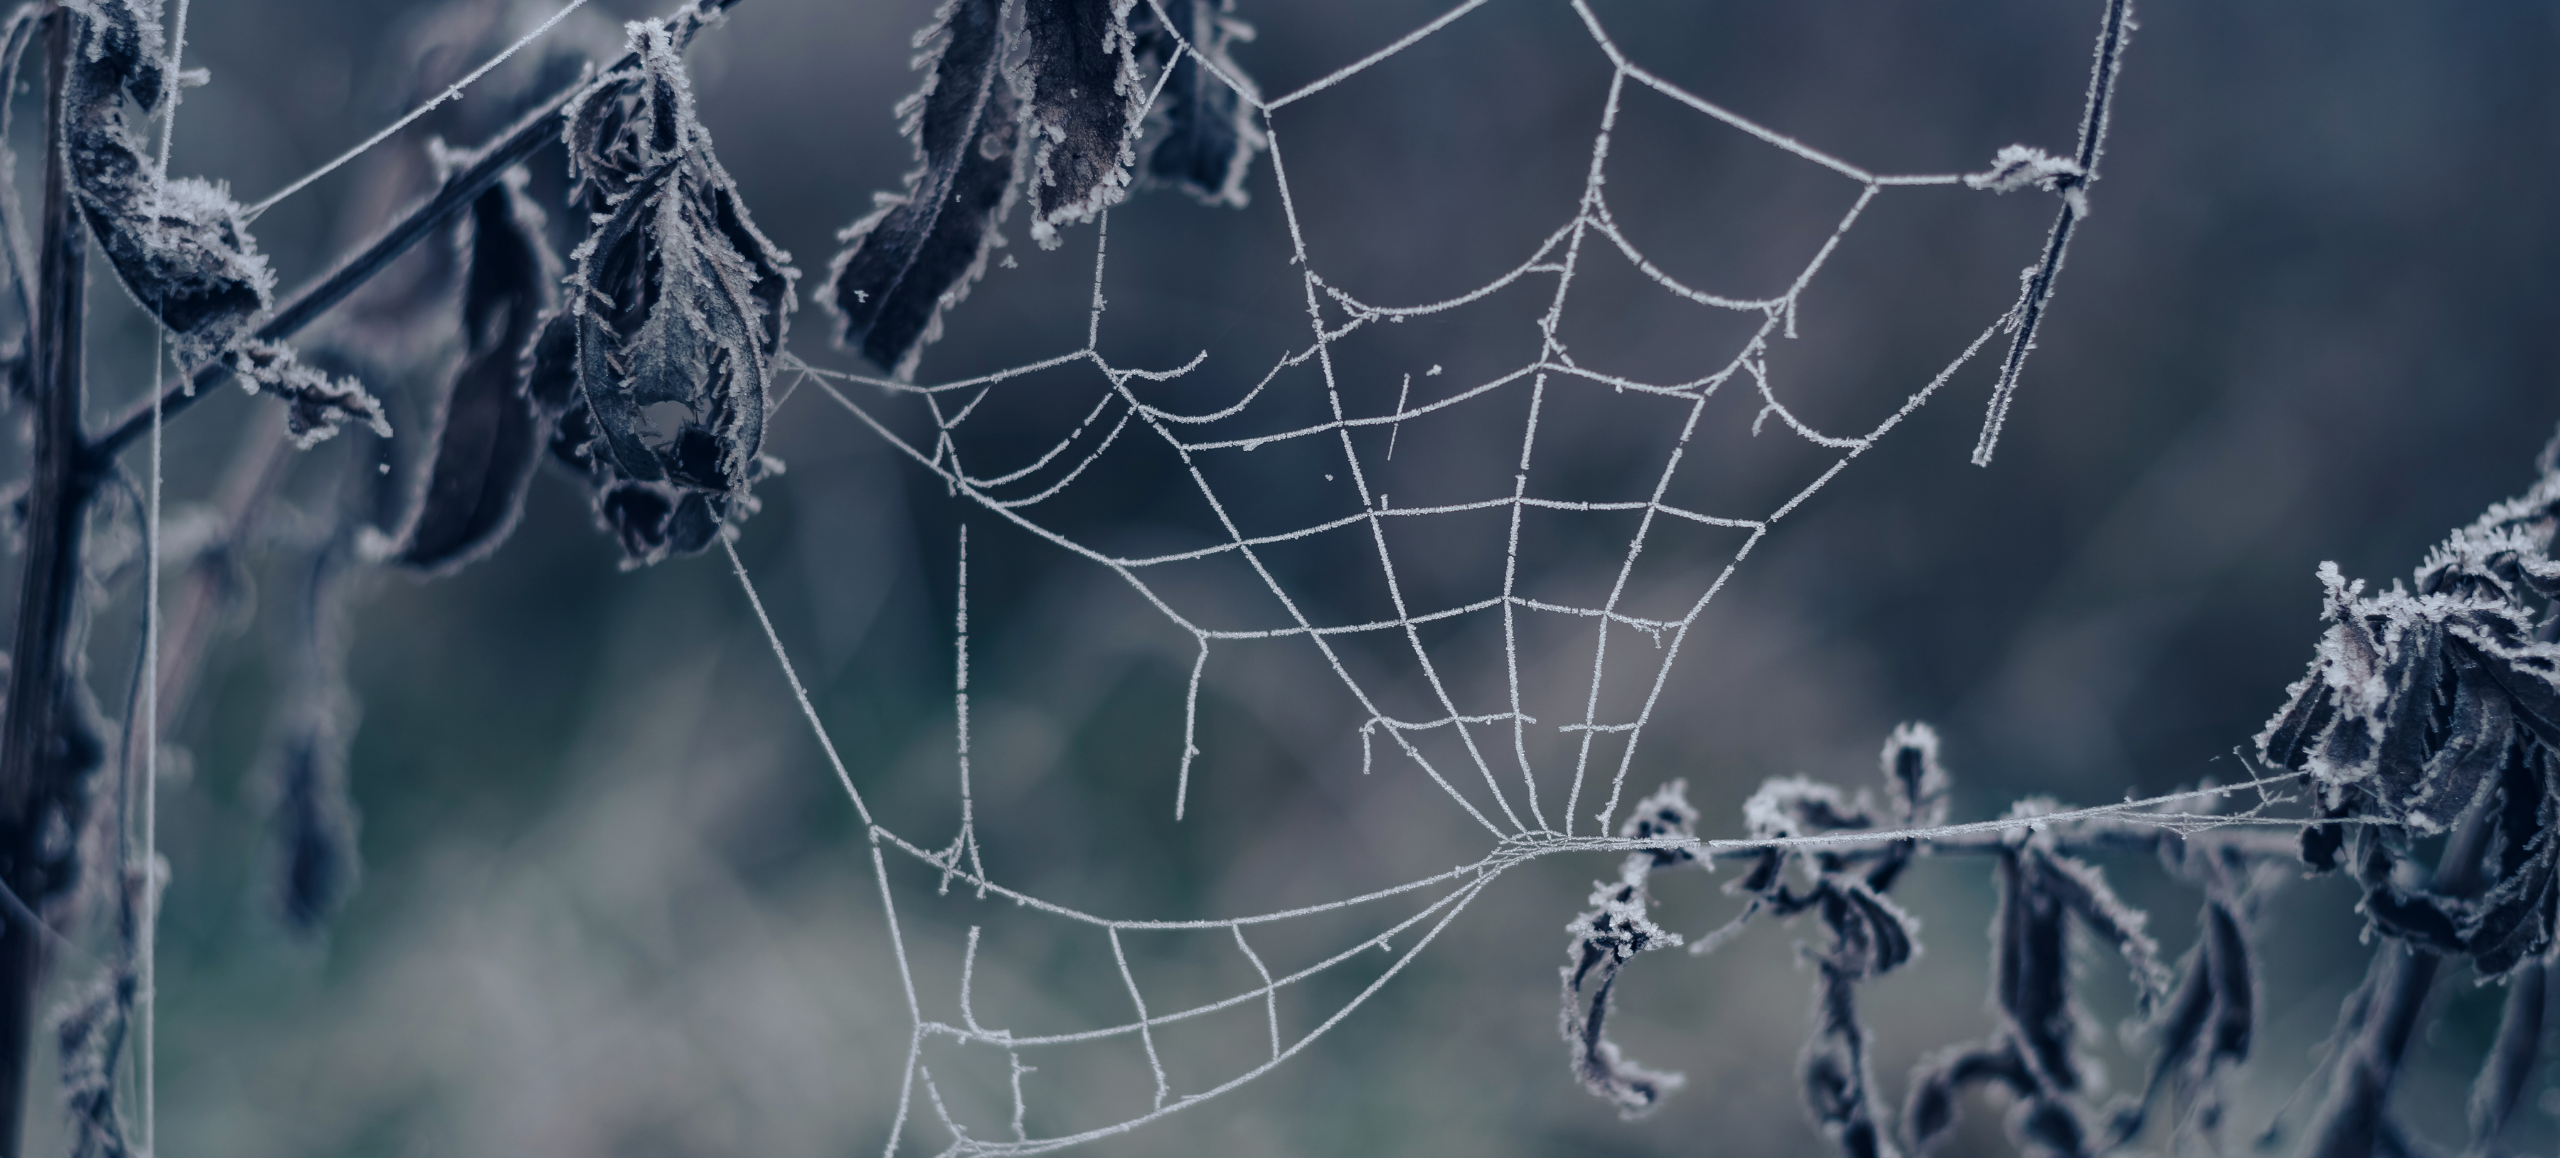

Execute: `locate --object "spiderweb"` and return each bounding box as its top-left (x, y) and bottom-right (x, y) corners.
top-left (108, 0), bottom-right (2161, 1153)
top-left (708, 1), bottom-right (2134, 1153)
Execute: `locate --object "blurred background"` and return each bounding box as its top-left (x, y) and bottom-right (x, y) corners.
top-left (11, 0), bottom-right (2559, 1153)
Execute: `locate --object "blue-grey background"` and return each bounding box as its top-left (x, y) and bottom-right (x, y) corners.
top-left (22, 0), bottom-right (2560, 1153)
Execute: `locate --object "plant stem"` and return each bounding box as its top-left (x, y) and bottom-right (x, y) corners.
top-left (2293, 789), bottom-right (2500, 1158)
top-left (0, 14), bottom-right (95, 1154)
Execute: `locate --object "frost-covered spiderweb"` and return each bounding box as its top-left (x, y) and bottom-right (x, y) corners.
top-left (704, 1), bottom-right (2133, 1153)
top-left (113, 0), bottom-right (2151, 1153)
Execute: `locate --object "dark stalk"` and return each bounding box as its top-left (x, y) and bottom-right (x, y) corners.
top-left (2293, 788), bottom-right (2501, 1158)
top-left (0, 15), bottom-right (95, 1154)
top-left (1969, 0), bottom-right (2132, 467)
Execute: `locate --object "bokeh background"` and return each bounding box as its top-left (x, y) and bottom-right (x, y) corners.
top-left (13, 0), bottom-right (2560, 1154)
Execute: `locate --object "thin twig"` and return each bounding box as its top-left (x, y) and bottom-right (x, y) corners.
top-left (1969, 0), bottom-right (2133, 467)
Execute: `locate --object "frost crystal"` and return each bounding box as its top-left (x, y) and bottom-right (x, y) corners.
top-left (229, 341), bottom-right (392, 448)
top-left (1965, 144), bottom-right (2089, 217)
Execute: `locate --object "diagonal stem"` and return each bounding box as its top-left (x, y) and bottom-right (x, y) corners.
top-left (1968, 0), bottom-right (2134, 467)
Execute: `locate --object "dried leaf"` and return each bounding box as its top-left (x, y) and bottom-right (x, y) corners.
top-left (820, 0), bottom-right (1020, 380)
top-left (1994, 841), bottom-right (2079, 1095)
top-left (269, 677), bottom-right (359, 931)
top-left (386, 172), bottom-right (558, 574)
top-left (52, 966), bottom-right (137, 1158)
top-left (2118, 898), bottom-right (2254, 1149)
top-left (596, 478), bottom-right (727, 566)
top-left (230, 341), bottom-right (392, 448)
top-left (1130, 0), bottom-right (1262, 206)
top-left (560, 16), bottom-right (796, 563)
top-left (1559, 781), bottom-right (1697, 1118)
top-left (1620, 777), bottom-right (1699, 869)
top-left (0, 5), bottom-right (43, 354)
top-left (1880, 721), bottom-right (1950, 827)
top-left (1559, 871), bottom-right (1684, 1117)
top-left (1017, 0), bottom-right (1145, 248)
top-left (2039, 849), bottom-right (2173, 1009)
top-left (66, 0), bottom-right (273, 358)
top-left (1803, 955), bottom-right (1898, 1158)
top-left (1906, 1044), bottom-right (2032, 1156)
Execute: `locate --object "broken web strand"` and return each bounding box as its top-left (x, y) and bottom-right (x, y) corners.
top-left (139, 0), bottom-right (202, 1145)
top-left (236, 0), bottom-right (597, 222)
top-left (935, 526), bottom-right (987, 897)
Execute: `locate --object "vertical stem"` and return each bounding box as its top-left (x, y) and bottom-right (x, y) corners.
top-left (0, 13), bottom-right (92, 1154)
top-left (2294, 790), bottom-right (2500, 1158)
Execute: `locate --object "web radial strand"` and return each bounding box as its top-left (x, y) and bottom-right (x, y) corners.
top-left (708, 0), bottom-right (2135, 1149)
top-left (240, 0), bottom-right (595, 220)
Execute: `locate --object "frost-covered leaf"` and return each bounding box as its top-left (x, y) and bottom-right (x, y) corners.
top-left (2256, 466), bottom-right (2560, 971)
top-left (1130, 0), bottom-right (1262, 206)
top-left (53, 966), bottom-right (138, 1158)
top-left (66, 0), bottom-right (274, 360)
top-left (385, 172), bottom-right (558, 574)
top-left (1559, 787), bottom-right (1700, 1119)
top-left (1560, 866), bottom-right (1685, 1117)
top-left (1017, 0), bottom-right (1145, 248)
top-left (230, 341), bottom-right (392, 448)
top-left (2119, 899), bottom-right (2254, 1148)
top-left (2258, 566), bottom-right (2538, 833)
top-left (820, 0), bottom-right (1019, 381)
top-left (1965, 144), bottom-right (2088, 215)
top-left (1879, 722), bottom-right (1950, 828)
top-left (1744, 774), bottom-right (1876, 839)
top-left (1619, 777), bottom-right (1699, 868)
top-left (560, 16), bottom-right (795, 564)
top-left (596, 478), bottom-right (728, 566)
top-left (2040, 848), bottom-right (2172, 1009)
top-left (66, 0), bottom-right (394, 447)
top-left (0, 5), bottom-right (43, 353)
top-left (1790, 877), bottom-right (1919, 1158)
top-left (1992, 837), bottom-right (2079, 1096)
